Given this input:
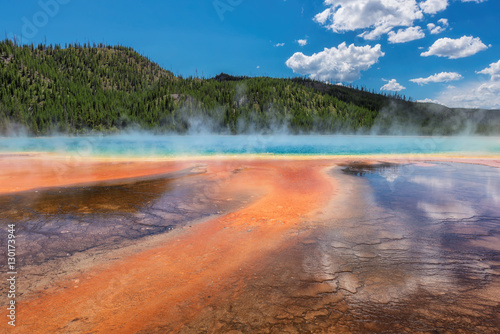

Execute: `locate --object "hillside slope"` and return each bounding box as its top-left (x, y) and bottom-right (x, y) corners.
top-left (1, 40), bottom-right (498, 135)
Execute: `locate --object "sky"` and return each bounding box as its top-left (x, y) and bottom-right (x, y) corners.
top-left (1, 0), bottom-right (499, 109)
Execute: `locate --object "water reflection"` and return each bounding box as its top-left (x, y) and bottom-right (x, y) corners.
top-left (2, 160), bottom-right (499, 332)
top-left (185, 162), bottom-right (500, 333)
top-left (322, 162), bottom-right (500, 332)
top-left (362, 162), bottom-right (500, 218)
top-left (340, 162), bottom-right (399, 176)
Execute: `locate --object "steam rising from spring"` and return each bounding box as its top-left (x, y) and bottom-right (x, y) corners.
top-left (1, 134), bottom-right (499, 158)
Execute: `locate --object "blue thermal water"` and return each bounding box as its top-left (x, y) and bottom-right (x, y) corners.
top-left (0, 135), bottom-right (499, 157)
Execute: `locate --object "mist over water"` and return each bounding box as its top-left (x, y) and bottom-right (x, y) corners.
top-left (1, 135), bottom-right (499, 157)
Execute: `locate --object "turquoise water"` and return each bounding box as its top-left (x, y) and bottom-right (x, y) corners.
top-left (0, 135), bottom-right (499, 156)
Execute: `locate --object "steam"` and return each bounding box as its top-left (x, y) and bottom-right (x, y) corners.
top-left (368, 100), bottom-right (500, 136)
top-left (1, 132), bottom-right (499, 158)
top-left (1, 83), bottom-right (499, 159)
top-left (0, 121), bottom-right (30, 137)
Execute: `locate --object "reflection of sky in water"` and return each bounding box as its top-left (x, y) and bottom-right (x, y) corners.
top-left (363, 163), bottom-right (500, 220)
top-left (330, 162), bottom-right (500, 315)
top-left (251, 162), bottom-right (500, 332)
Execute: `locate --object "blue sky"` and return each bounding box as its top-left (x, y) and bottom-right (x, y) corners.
top-left (1, 0), bottom-right (499, 108)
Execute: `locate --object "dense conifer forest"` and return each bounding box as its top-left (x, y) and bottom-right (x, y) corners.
top-left (1, 39), bottom-right (498, 135)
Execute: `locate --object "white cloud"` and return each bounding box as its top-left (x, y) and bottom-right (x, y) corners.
top-left (417, 98), bottom-right (441, 104)
top-left (388, 26), bottom-right (425, 43)
top-left (427, 23), bottom-right (442, 34)
top-left (256, 65), bottom-right (260, 69)
top-left (313, 0), bottom-right (424, 40)
top-left (285, 42), bottom-right (384, 82)
top-left (420, 0), bottom-right (448, 14)
top-left (436, 81), bottom-right (500, 109)
top-left (461, 0), bottom-right (487, 3)
top-left (421, 36), bottom-right (488, 59)
top-left (410, 72), bottom-right (463, 85)
top-left (427, 18), bottom-right (448, 34)
top-left (381, 79), bottom-right (406, 91)
top-left (420, 60), bottom-right (500, 109)
top-left (274, 42), bottom-right (285, 47)
top-left (432, 60), bottom-right (500, 109)
top-left (477, 59), bottom-right (500, 81)
top-left (297, 39), bottom-right (308, 46)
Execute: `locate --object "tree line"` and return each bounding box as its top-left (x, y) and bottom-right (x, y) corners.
top-left (1, 39), bottom-right (497, 136)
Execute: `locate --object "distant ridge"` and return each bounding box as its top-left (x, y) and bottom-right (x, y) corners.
top-left (0, 39), bottom-right (498, 135)
top-left (212, 73), bottom-right (249, 82)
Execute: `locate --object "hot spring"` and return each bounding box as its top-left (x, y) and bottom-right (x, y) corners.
top-left (1, 134), bottom-right (499, 157)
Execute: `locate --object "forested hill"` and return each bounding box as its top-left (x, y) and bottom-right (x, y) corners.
top-left (1, 39), bottom-right (499, 136)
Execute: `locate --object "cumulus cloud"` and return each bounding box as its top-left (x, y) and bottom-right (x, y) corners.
top-left (285, 42), bottom-right (384, 82)
top-left (432, 60), bottom-right (500, 109)
top-left (380, 79), bottom-right (406, 91)
top-left (297, 39), bottom-right (308, 46)
top-left (436, 81), bottom-right (500, 109)
top-left (410, 72), bottom-right (463, 85)
top-left (476, 59), bottom-right (500, 81)
top-left (388, 26), bottom-right (425, 43)
top-left (312, 0), bottom-right (486, 42)
top-left (274, 42), bottom-right (285, 47)
top-left (313, 0), bottom-right (424, 40)
top-left (420, 0), bottom-right (448, 14)
top-left (427, 18), bottom-right (448, 34)
top-left (438, 18), bottom-right (449, 25)
top-left (416, 98), bottom-right (441, 104)
top-left (421, 36), bottom-right (488, 59)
